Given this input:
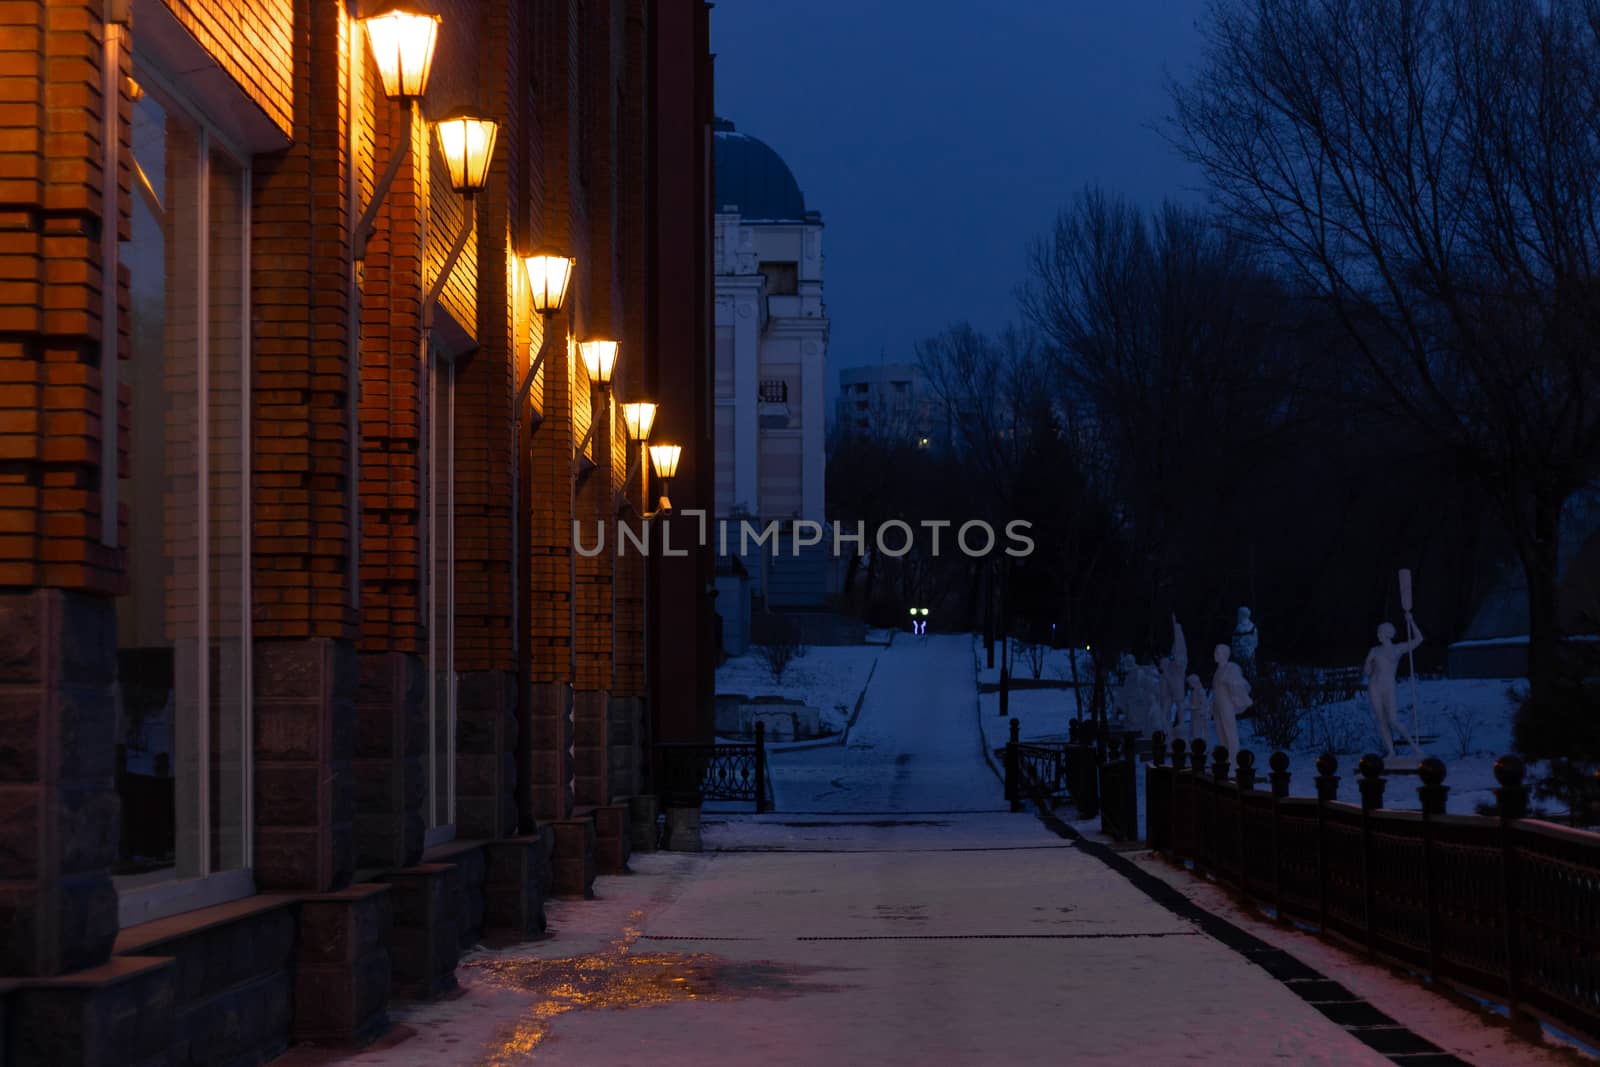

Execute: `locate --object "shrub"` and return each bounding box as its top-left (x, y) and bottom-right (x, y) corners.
top-left (1443, 706), bottom-right (1482, 760)
top-left (1022, 641), bottom-right (1047, 680)
top-left (757, 616), bottom-right (806, 684)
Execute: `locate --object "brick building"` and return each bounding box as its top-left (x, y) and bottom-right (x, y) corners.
top-left (0, 0), bottom-right (715, 1061)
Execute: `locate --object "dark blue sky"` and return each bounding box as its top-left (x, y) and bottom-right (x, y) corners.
top-left (710, 0), bottom-right (1211, 381)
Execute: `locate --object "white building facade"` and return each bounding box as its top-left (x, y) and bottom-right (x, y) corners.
top-left (713, 119), bottom-right (828, 526)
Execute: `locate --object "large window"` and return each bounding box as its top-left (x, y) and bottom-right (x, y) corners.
top-left (426, 345), bottom-right (456, 844)
top-left (115, 76), bottom-right (252, 924)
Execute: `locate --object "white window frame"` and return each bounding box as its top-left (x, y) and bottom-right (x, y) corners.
top-left (115, 53), bottom-right (255, 929)
top-left (424, 343), bottom-right (457, 849)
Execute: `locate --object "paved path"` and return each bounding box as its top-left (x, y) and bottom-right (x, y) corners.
top-left (307, 635), bottom-right (1439, 1065)
top-left (761, 633), bottom-right (1001, 815)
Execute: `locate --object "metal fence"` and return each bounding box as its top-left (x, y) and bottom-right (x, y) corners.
top-left (654, 721), bottom-right (769, 813)
top-left (1001, 718), bottom-right (1102, 820)
top-left (1147, 736), bottom-right (1600, 1046)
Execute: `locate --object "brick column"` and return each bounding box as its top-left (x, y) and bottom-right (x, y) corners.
top-left (522, 321), bottom-right (575, 827)
top-left (352, 48), bottom-right (428, 872)
top-left (450, 0), bottom-right (526, 843)
top-left (0, 0), bottom-right (126, 977)
top-left (249, 0), bottom-right (360, 892)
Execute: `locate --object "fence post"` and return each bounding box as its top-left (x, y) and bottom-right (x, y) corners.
top-left (1357, 753), bottom-right (1386, 957)
top-left (1494, 755), bottom-right (1529, 1030)
top-left (1007, 717), bottom-right (1022, 813)
top-left (755, 721), bottom-right (768, 814)
top-left (1315, 753), bottom-right (1339, 934)
top-left (1417, 756), bottom-right (1448, 981)
top-left (1147, 731), bottom-right (1168, 849)
top-left (1235, 751), bottom-right (1255, 898)
top-left (1123, 736), bottom-right (1138, 842)
top-left (1270, 751), bottom-right (1291, 919)
top-left (1189, 739), bottom-right (1208, 865)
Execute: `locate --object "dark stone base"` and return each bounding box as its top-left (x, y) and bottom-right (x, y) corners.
top-left (354, 652), bottom-right (426, 871)
top-left (0, 588), bottom-right (121, 978)
top-left (291, 884), bottom-right (391, 1047)
top-left (456, 670), bottom-right (519, 841)
top-left (484, 831), bottom-right (553, 938)
top-left (113, 895), bottom-right (297, 1066)
top-left (663, 806), bottom-right (702, 852)
top-left (6, 956), bottom-right (173, 1066)
top-left (628, 794), bottom-right (659, 853)
top-left (593, 802), bottom-right (632, 876)
top-left (550, 816), bottom-right (596, 899)
top-left (608, 694), bottom-right (647, 799)
top-left (380, 865), bottom-right (460, 1000)
top-left (422, 839), bottom-right (487, 952)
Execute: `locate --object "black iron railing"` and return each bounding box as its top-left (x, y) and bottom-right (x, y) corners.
top-left (654, 721), bottom-right (769, 813)
top-left (1148, 740), bottom-right (1600, 1047)
top-left (1002, 718), bottom-right (1100, 819)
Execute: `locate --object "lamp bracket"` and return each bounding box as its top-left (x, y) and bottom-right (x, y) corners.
top-left (422, 194), bottom-right (476, 326)
top-left (354, 98), bottom-right (417, 261)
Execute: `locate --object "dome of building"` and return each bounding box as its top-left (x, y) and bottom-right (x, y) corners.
top-left (713, 117), bottom-right (813, 223)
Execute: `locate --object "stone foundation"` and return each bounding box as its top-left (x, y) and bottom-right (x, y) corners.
top-left (291, 884), bottom-right (391, 1047)
top-left (628, 793), bottom-right (660, 853)
top-left (5, 956), bottom-right (173, 1066)
top-left (354, 653), bottom-right (426, 870)
top-left (593, 801), bottom-right (632, 875)
top-left (521, 682), bottom-right (573, 825)
top-left (112, 896), bottom-right (297, 1065)
top-left (551, 817), bottom-right (596, 899)
top-left (0, 589), bottom-right (121, 978)
top-left (381, 865), bottom-right (460, 1000)
top-left (662, 805), bottom-right (703, 852)
top-left (483, 831), bottom-right (553, 938)
top-left (456, 671), bottom-right (519, 840)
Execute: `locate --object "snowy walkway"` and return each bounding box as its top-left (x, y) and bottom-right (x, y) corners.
top-left (299, 634), bottom-right (1540, 1065)
top-left (759, 633), bottom-right (1001, 815)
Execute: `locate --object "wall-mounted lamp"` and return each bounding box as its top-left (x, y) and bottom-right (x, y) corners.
top-left (525, 255), bottom-right (575, 316)
top-left (648, 443), bottom-right (682, 514)
top-left (435, 111), bottom-right (499, 194)
top-left (421, 110), bottom-right (499, 325)
top-left (578, 339), bottom-right (619, 391)
top-left (362, 9), bottom-right (441, 100)
top-left (573, 339), bottom-right (619, 475)
top-left (621, 401), bottom-right (657, 443)
top-left (511, 254), bottom-right (576, 668)
top-left (614, 400), bottom-right (658, 515)
top-left (354, 9), bottom-right (445, 260)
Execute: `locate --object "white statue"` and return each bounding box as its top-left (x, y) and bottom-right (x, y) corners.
top-left (1115, 656), bottom-right (1163, 735)
top-left (1231, 606), bottom-right (1259, 677)
top-left (1158, 614), bottom-right (1188, 730)
top-left (1182, 673), bottom-right (1210, 742)
top-left (1362, 615), bottom-right (1424, 758)
top-left (1210, 644), bottom-right (1251, 757)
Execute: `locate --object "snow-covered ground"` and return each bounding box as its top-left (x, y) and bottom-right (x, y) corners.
top-left (972, 634), bottom-right (1541, 818)
top-left (715, 643), bottom-right (885, 735)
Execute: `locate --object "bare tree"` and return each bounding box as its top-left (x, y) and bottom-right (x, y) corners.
top-left (1171, 0), bottom-right (1600, 750)
top-left (1021, 191), bottom-right (1308, 647)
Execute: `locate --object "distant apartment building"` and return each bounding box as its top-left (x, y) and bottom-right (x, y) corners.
top-left (837, 362), bottom-right (935, 446)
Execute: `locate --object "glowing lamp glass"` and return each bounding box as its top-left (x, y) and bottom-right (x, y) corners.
top-left (621, 402), bottom-right (658, 442)
top-left (648, 443), bottom-right (682, 480)
top-left (579, 339), bottom-right (619, 386)
top-left (362, 10), bottom-right (440, 100)
top-left (524, 255), bottom-right (574, 314)
top-left (435, 113), bottom-right (498, 194)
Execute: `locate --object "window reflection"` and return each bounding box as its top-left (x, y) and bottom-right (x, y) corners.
top-left (115, 83), bottom-right (251, 888)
